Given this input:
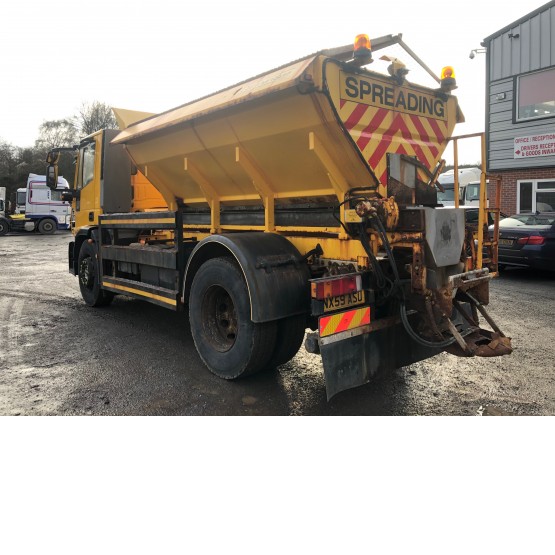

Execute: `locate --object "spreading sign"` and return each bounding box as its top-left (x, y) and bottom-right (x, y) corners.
top-left (514, 133), bottom-right (555, 159)
top-left (340, 72), bottom-right (447, 121)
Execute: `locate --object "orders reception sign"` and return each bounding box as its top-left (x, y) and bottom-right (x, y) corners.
top-left (514, 133), bottom-right (555, 159)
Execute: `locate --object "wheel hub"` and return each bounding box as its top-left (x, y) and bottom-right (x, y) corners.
top-left (79, 257), bottom-right (94, 289)
top-left (202, 285), bottom-right (238, 352)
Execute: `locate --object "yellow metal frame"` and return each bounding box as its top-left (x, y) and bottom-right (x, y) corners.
top-left (235, 147), bottom-right (275, 232)
top-left (448, 132), bottom-right (498, 275)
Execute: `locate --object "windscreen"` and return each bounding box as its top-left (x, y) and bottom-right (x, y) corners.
top-left (465, 183), bottom-right (480, 201)
top-left (437, 185), bottom-right (454, 202)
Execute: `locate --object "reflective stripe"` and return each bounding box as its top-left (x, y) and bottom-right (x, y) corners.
top-left (319, 307), bottom-right (370, 337)
top-left (340, 101), bottom-right (449, 186)
top-left (102, 281), bottom-right (177, 306)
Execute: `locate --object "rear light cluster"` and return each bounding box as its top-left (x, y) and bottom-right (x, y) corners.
top-left (311, 274), bottom-right (362, 300)
top-left (517, 235), bottom-right (545, 245)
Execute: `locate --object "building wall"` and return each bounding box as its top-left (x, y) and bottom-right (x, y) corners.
top-left (488, 76), bottom-right (555, 171)
top-left (486, 2), bottom-right (555, 171)
top-left (484, 1), bottom-right (555, 211)
top-left (488, 6), bottom-right (555, 80)
top-left (488, 167), bottom-right (555, 215)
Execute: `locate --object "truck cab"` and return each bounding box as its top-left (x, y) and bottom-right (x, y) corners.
top-left (17, 174), bottom-right (71, 233)
top-left (438, 167), bottom-right (482, 206)
top-left (0, 175), bottom-right (71, 235)
top-left (0, 186), bottom-right (6, 216)
top-left (61, 129), bottom-right (166, 232)
top-left (462, 180), bottom-right (490, 207)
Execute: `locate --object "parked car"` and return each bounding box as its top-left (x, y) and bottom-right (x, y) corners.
top-left (488, 213), bottom-right (555, 271)
top-left (463, 207), bottom-right (505, 227)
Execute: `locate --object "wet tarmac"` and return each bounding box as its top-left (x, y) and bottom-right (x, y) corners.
top-left (1, 232), bottom-right (554, 415)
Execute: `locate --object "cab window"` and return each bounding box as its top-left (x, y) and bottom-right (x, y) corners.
top-left (51, 189), bottom-right (64, 202)
top-left (77, 141), bottom-right (96, 189)
top-left (465, 183), bottom-right (480, 201)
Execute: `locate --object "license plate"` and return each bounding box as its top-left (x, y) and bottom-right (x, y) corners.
top-left (499, 238), bottom-right (514, 246)
top-left (323, 290), bottom-right (365, 313)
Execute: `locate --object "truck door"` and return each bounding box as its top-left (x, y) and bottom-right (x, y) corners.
top-left (49, 188), bottom-right (70, 224)
top-left (74, 135), bottom-right (102, 229)
top-left (27, 184), bottom-right (48, 216)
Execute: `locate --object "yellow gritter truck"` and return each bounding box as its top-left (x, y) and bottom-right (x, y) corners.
top-left (46, 34), bottom-right (512, 398)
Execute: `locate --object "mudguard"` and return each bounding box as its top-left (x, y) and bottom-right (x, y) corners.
top-left (321, 307), bottom-right (473, 400)
top-left (321, 320), bottom-right (441, 400)
top-left (183, 232), bottom-right (310, 323)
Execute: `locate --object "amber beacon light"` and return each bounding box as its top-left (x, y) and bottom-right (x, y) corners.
top-left (353, 34), bottom-right (373, 64)
top-left (440, 66), bottom-right (457, 91)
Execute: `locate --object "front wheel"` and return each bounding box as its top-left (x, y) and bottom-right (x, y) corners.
top-left (77, 241), bottom-right (114, 307)
top-left (0, 217), bottom-right (10, 236)
top-left (38, 218), bottom-right (56, 234)
top-left (189, 257), bottom-right (276, 379)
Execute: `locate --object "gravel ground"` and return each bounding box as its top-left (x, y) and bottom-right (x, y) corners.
top-left (0, 231), bottom-right (553, 415)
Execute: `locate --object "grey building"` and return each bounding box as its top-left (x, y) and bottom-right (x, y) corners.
top-left (483, 0), bottom-right (555, 215)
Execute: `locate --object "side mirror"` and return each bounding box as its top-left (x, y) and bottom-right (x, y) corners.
top-left (61, 190), bottom-right (74, 202)
top-left (46, 164), bottom-right (58, 190)
top-left (45, 150), bottom-right (62, 190)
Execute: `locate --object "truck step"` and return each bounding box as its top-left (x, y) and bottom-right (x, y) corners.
top-left (102, 276), bottom-right (180, 310)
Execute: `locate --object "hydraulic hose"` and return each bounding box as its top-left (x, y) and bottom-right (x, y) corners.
top-left (358, 220), bottom-right (389, 291)
top-left (368, 212), bottom-right (458, 349)
top-left (345, 197), bottom-right (457, 349)
top-left (400, 301), bottom-right (457, 349)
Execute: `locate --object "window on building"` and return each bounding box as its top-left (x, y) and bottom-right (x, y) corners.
top-left (518, 179), bottom-right (555, 213)
top-left (516, 67), bottom-right (555, 122)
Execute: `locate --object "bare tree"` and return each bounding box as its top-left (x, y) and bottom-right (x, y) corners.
top-left (34, 120), bottom-right (77, 185)
top-left (0, 140), bottom-right (18, 196)
top-left (74, 101), bottom-right (118, 137)
top-left (35, 119), bottom-right (77, 151)
top-left (0, 140), bottom-right (17, 179)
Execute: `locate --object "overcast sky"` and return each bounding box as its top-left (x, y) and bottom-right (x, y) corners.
top-left (0, 0), bottom-right (547, 164)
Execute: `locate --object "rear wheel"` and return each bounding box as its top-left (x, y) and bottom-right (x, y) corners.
top-left (189, 257), bottom-right (276, 379)
top-left (267, 314), bottom-right (307, 368)
top-left (38, 218), bottom-right (56, 234)
top-left (77, 241), bottom-right (114, 307)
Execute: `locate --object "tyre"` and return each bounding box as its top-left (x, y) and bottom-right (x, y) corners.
top-left (189, 257), bottom-right (276, 379)
top-left (77, 241), bottom-right (114, 307)
top-left (0, 217), bottom-right (10, 236)
top-left (267, 314), bottom-right (307, 368)
top-left (38, 218), bottom-right (56, 235)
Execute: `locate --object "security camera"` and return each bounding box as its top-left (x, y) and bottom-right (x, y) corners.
top-left (469, 47), bottom-right (486, 59)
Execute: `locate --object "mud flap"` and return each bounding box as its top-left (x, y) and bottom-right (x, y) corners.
top-left (320, 321), bottom-right (442, 400)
